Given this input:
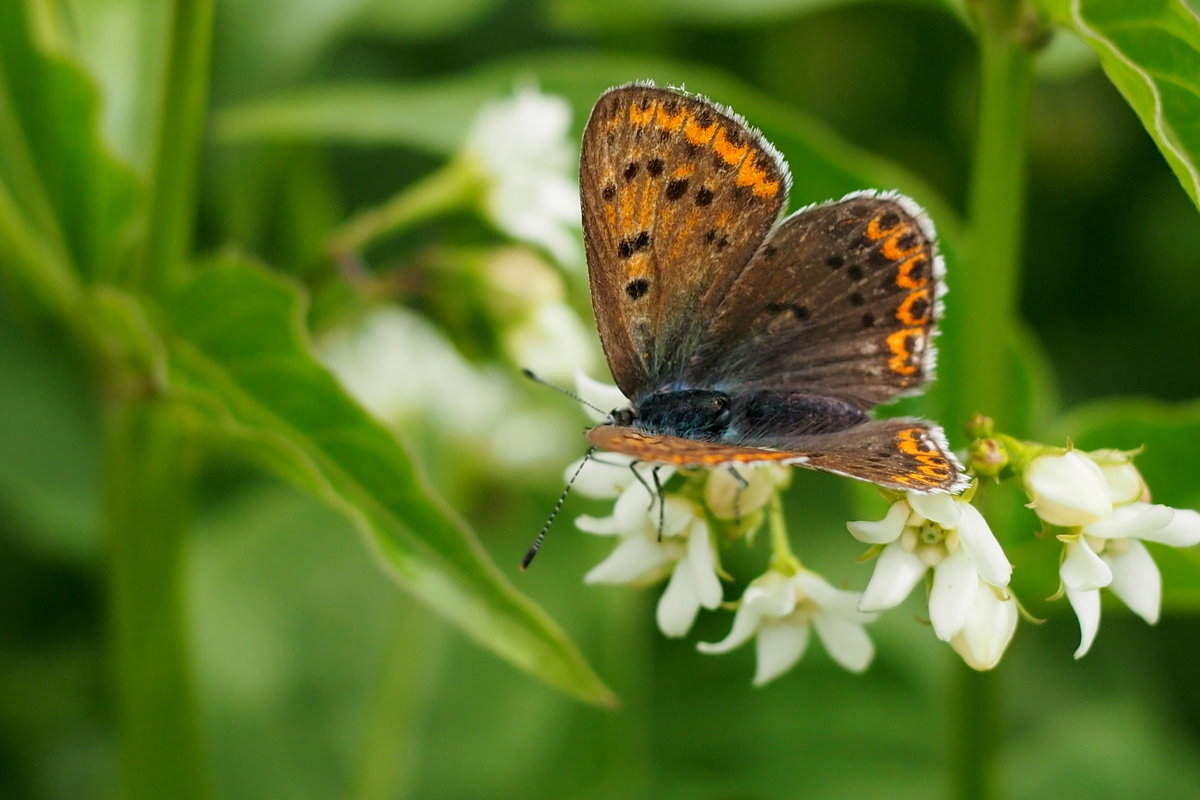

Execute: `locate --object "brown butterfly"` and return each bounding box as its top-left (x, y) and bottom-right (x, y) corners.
top-left (577, 83), bottom-right (966, 494)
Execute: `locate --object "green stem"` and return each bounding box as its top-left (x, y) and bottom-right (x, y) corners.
top-left (958, 11), bottom-right (1033, 427)
top-left (104, 395), bottom-right (208, 799)
top-left (951, 664), bottom-right (998, 800)
top-left (951, 4), bottom-right (1035, 799)
top-left (132, 0), bottom-right (214, 293)
top-left (767, 493), bottom-right (801, 573)
top-left (327, 158), bottom-right (485, 260)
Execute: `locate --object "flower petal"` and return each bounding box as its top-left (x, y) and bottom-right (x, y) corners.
top-left (705, 465), bottom-right (778, 520)
top-left (954, 502), bottom-right (1012, 587)
top-left (1060, 538), bottom-right (1112, 592)
top-left (656, 563), bottom-right (701, 638)
top-left (570, 455), bottom-right (632, 499)
top-left (1105, 539), bottom-right (1161, 625)
top-left (1099, 462), bottom-right (1145, 505)
top-left (574, 371), bottom-right (629, 423)
top-left (1024, 451), bottom-right (1112, 527)
top-left (847, 500), bottom-right (910, 544)
top-left (742, 574), bottom-right (798, 618)
top-left (859, 542), bottom-right (928, 612)
top-left (753, 623), bottom-right (811, 686)
top-left (1065, 584), bottom-right (1101, 658)
top-left (685, 521), bottom-right (723, 610)
top-left (584, 535), bottom-right (666, 584)
top-left (574, 513), bottom-right (622, 535)
top-left (813, 611), bottom-right (875, 673)
top-left (1139, 508), bottom-right (1200, 547)
top-left (929, 551), bottom-right (979, 641)
top-left (698, 598), bottom-right (765, 654)
top-left (908, 492), bottom-right (962, 528)
top-left (949, 584), bottom-right (1018, 670)
top-left (793, 573), bottom-right (876, 623)
top-left (1084, 503), bottom-right (1175, 540)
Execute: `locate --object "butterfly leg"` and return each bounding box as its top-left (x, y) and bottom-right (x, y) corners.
top-left (627, 460), bottom-right (655, 509)
top-left (651, 466), bottom-right (665, 541)
top-left (727, 466), bottom-right (749, 525)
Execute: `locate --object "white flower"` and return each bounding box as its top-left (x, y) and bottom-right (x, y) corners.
top-left (318, 306), bottom-right (507, 431)
top-left (1025, 447), bottom-right (1200, 657)
top-left (697, 570), bottom-right (877, 685)
top-left (704, 463), bottom-right (790, 521)
top-left (1061, 504), bottom-right (1200, 657)
top-left (570, 442), bottom-right (721, 638)
top-left (1024, 450), bottom-right (1112, 527)
top-left (462, 87), bottom-right (582, 266)
top-left (580, 484), bottom-right (721, 638)
top-left (503, 302), bottom-right (595, 383)
top-left (949, 582), bottom-right (1019, 670)
top-left (848, 492), bottom-right (1013, 656)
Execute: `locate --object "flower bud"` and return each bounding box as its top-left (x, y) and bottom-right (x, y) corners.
top-left (1024, 451), bottom-right (1112, 527)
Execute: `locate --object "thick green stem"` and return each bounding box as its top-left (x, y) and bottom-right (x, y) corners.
top-left (104, 396), bottom-right (208, 799)
top-left (327, 158), bottom-right (485, 260)
top-left (959, 14), bottom-right (1033, 426)
top-left (132, 0), bottom-right (214, 293)
top-left (951, 3), bottom-right (1035, 799)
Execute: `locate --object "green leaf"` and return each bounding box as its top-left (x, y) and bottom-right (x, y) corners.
top-left (0, 2), bottom-right (143, 285)
top-left (150, 255), bottom-right (614, 705)
top-left (214, 51), bottom-right (963, 236)
top-left (1037, 0), bottom-right (1200, 211)
top-left (547, 0), bottom-right (962, 30)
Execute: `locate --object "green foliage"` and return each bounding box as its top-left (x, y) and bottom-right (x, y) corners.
top-left (1037, 0), bottom-right (1200, 210)
top-left (1, 0), bottom-right (1200, 796)
top-left (159, 257), bottom-right (613, 703)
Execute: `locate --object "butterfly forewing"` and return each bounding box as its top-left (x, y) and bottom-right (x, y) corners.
top-left (581, 85), bottom-right (789, 401)
top-left (683, 193), bottom-right (943, 409)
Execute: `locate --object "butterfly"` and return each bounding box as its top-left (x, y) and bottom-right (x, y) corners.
top-left (578, 83), bottom-right (966, 494)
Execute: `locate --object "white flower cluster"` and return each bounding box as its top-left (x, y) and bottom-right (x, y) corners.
top-left (461, 86), bottom-right (583, 267)
top-left (569, 377), bottom-right (1200, 685)
top-left (1024, 449), bottom-right (1200, 657)
top-left (848, 491), bottom-right (1016, 670)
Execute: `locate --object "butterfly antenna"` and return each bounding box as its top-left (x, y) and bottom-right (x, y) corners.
top-left (521, 369), bottom-right (607, 417)
top-left (521, 447), bottom-right (595, 570)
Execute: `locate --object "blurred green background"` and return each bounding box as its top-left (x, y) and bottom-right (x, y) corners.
top-left (3, 0), bottom-right (1200, 798)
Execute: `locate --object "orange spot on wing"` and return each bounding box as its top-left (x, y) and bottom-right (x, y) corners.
top-left (619, 186), bottom-right (635, 230)
top-left (684, 115), bottom-right (718, 146)
top-left (897, 255), bottom-right (929, 289)
top-left (629, 100), bottom-right (656, 126)
top-left (735, 154), bottom-right (779, 199)
top-left (637, 178), bottom-right (655, 229)
top-left (671, 164), bottom-right (696, 179)
top-left (882, 227), bottom-right (922, 261)
top-left (886, 329), bottom-right (922, 376)
top-left (668, 213), bottom-right (698, 260)
top-left (896, 289), bottom-right (931, 326)
top-left (624, 253), bottom-right (649, 280)
top-left (712, 127), bottom-right (750, 166)
top-left (866, 213), bottom-right (903, 242)
top-left (656, 105), bottom-right (687, 131)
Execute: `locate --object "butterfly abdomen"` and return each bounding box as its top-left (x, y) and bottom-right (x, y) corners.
top-left (630, 388), bottom-right (867, 446)
top-left (726, 391), bottom-right (866, 445)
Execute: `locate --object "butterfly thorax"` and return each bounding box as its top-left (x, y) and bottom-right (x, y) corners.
top-left (617, 389), bottom-right (868, 445)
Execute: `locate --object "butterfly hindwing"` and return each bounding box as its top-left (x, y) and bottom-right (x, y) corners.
top-left (588, 418), bottom-right (965, 493)
top-left (682, 193), bottom-right (943, 409)
top-left (581, 85), bottom-right (789, 401)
